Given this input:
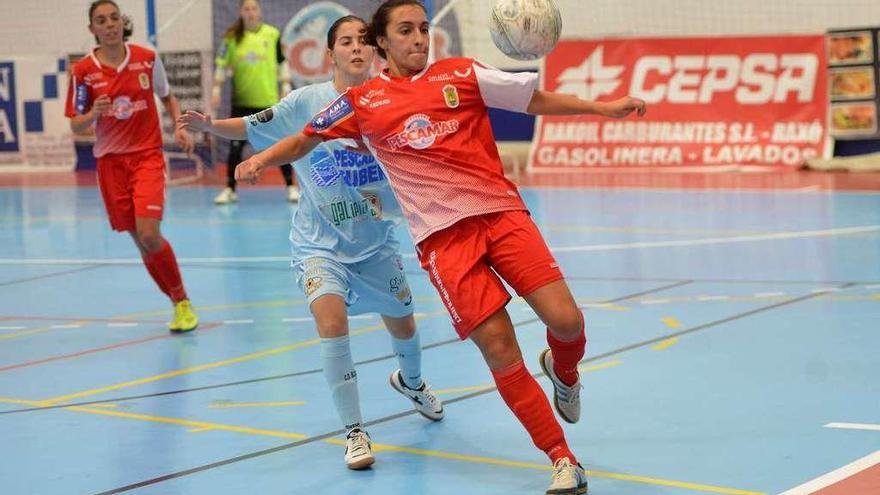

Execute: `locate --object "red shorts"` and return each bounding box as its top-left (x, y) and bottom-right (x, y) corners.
top-left (96, 148), bottom-right (166, 232)
top-left (417, 209), bottom-right (563, 339)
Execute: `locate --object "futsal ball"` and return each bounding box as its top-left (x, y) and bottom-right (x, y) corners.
top-left (489, 0), bottom-right (562, 61)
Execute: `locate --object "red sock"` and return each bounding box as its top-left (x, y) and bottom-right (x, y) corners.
top-left (141, 254), bottom-right (170, 298)
top-left (492, 360), bottom-right (576, 464)
top-left (547, 321), bottom-right (587, 387)
top-left (145, 239), bottom-right (187, 302)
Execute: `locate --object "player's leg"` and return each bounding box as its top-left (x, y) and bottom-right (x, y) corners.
top-left (349, 247), bottom-right (442, 419)
top-left (488, 210), bottom-right (585, 423)
top-left (131, 150), bottom-right (196, 332)
top-left (298, 257), bottom-right (372, 469)
top-left (280, 164), bottom-right (300, 202)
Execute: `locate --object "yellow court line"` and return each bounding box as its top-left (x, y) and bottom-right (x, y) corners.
top-left (661, 317), bottom-right (683, 329)
top-left (40, 311), bottom-right (449, 406)
top-left (209, 401), bottom-right (306, 409)
top-left (652, 337), bottom-right (681, 351)
top-left (0, 396), bottom-right (762, 495)
top-left (433, 385), bottom-right (493, 395)
top-left (579, 360), bottom-right (623, 373)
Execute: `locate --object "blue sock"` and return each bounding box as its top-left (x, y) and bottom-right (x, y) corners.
top-left (392, 332), bottom-right (423, 389)
top-left (320, 335), bottom-right (362, 430)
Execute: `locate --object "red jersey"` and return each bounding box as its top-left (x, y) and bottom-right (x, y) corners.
top-left (303, 58), bottom-right (539, 244)
top-left (65, 43), bottom-right (169, 157)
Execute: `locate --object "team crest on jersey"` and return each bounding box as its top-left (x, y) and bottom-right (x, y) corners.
top-left (138, 73), bottom-right (150, 90)
top-left (442, 84), bottom-right (459, 108)
top-left (311, 96), bottom-right (353, 132)
top-left (112, 96), bottom-right (134, 119)
top-left (363, 192), bottom-right (382, 220)
top-left (387, 114), bottom-right (460, 150)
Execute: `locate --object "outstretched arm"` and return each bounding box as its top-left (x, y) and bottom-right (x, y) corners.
top-left (526, 90), bottom-right (647, 118)
top-left (178, 110), bottom-right (247, 140)
top-left (160, 94), bottom-right (195, 155)
top-left (235, 132), bottom-right (321, 184)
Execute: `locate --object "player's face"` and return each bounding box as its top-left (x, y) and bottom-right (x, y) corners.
top-left (240, 0), bottom-right (262, 28)
top-left (329, 21), bottom-right (374, 80)
top-left (379, 5), bottom-right (430, 75)
top-left (89, 3), bottom-right (123, 46)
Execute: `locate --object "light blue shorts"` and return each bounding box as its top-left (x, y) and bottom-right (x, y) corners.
top-left (293, 246), bottom-right (414, 318)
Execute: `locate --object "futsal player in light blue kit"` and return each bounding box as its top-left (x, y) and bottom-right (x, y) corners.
top-left (179, 15), bottom-right (443, 470)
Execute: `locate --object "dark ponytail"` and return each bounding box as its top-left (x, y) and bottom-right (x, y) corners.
top-left (366, 0), bottom-right (426, 59)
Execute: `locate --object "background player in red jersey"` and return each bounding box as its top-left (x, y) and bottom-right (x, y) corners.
top-left (234, 1), bottom-right (646, 493)
top-left (65, 0), bottom-right (198, 332)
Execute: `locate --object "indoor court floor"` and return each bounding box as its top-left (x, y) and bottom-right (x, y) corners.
top-left (1, 177), bottom-right (878, 495)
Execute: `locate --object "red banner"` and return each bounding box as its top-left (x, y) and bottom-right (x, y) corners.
top-left (530, 36), bottom-right (829, 170)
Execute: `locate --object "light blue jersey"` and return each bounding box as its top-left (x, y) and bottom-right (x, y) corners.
top-left (245, 81), bottom-right (402, 264)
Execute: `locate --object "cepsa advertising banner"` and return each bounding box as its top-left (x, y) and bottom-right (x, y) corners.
top-left (529, 36), bottom-right (829, 170)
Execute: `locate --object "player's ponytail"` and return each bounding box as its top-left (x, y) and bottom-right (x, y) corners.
top-left (366, 0), bottom-right (426, 60)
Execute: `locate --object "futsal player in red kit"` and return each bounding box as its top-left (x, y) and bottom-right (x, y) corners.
top-left (66, 0), bottom-right (198, 332)
top-left (235, 1), bottom-right (646, 492)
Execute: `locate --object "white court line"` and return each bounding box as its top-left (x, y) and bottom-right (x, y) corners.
top-left (107, 323), bottom-right (139, 328)
top-left (640, 299), bottom-right (670, 305)
top-left (826, 422), bottom-right (880, 432)
top-left (1, 225), bottom-right (877, 265)
top-left (50, 324), bottom-right (81, 329)
top-left (755, 292), bottom-right (786, 298)
top-left (0, 326), bottom-right (27, 330)
top-left (222, 320), bottom-right (254, 325)
top-left (865, 284), bottom-right (880, 290)
top-left (698, 295), bottom-right (729, 301)
top-left (811, 287), bottom-right (842, 293)
top-left (282, 315), bottom-right (375, 323)
top-left (777, 450), bottom-right (880, 495)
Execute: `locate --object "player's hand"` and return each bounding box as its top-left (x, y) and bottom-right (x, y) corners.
top-left (174, 126), bottom-right (195, 156)
top-left (603, 97), bottom-right (647, 118)
top-left (178, 110), bottom-right (212, 133)
top-left (91, 95), bottom-right (112, 119)
top-left (235, 157), bottom-right (265, 185)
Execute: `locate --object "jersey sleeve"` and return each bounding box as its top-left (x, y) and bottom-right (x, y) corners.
top-left (215, 37), bottom-right (233, 69)
top-left (473, 60), bottom-right (539, 113)
top-left (244, 91), bottom-right (302, 151)
top-left (302, 92), bottom-right (362, 141)
top-left (151, 53), bottom-right (170, 98)
top-left (64, 67), bottom-right (90, 118)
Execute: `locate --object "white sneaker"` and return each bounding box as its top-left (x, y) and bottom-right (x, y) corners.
top-left (389, 370), bottom-right (444, 421)
top-left (286, 185), bottom-right (301, 203)
top-left (344, 428), bottom-right (375, 470)
top-left (214, 187), bottom-right (238, 205)
top-left (546, 457), bottom-right (588, 495)
top-left (539, 349), bottom-right (582, 424)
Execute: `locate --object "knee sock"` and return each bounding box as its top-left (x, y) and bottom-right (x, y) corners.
top-left (391, 332), bottom-right (422, 389)
top-left (492, 360), bottom-right (576, 464)
top-left (547, 318), bottom-right (587, 387)
top-left (144, 239), bottom-right (187, 303)
top-left (320, 335), bottom-right (363, 430)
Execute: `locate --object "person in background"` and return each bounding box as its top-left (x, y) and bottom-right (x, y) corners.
top-left (66, 0), bottom-right (198, 332)
top-left (211, 0), bottom-right (299, 204)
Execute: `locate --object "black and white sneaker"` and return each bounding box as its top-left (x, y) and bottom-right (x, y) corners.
top-left (344, 428), bottom-right (375, 470)
top-left (389, 369), bottom-right (444, 421)
top-left (546, 457), bottom-right (588, 495)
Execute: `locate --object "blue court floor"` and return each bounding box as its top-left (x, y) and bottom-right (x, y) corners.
top-left (0, 184), bottom-right (878, 495)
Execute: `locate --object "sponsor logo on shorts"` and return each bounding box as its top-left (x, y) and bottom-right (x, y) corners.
top-left (305, 276), bottom-right (323, 296)
top-left (389, 276), bottom-right (412, 306)
top-left (146, 204), bottom-right (162, 211)
top-left (428, 250), bottom-right (462, 323)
